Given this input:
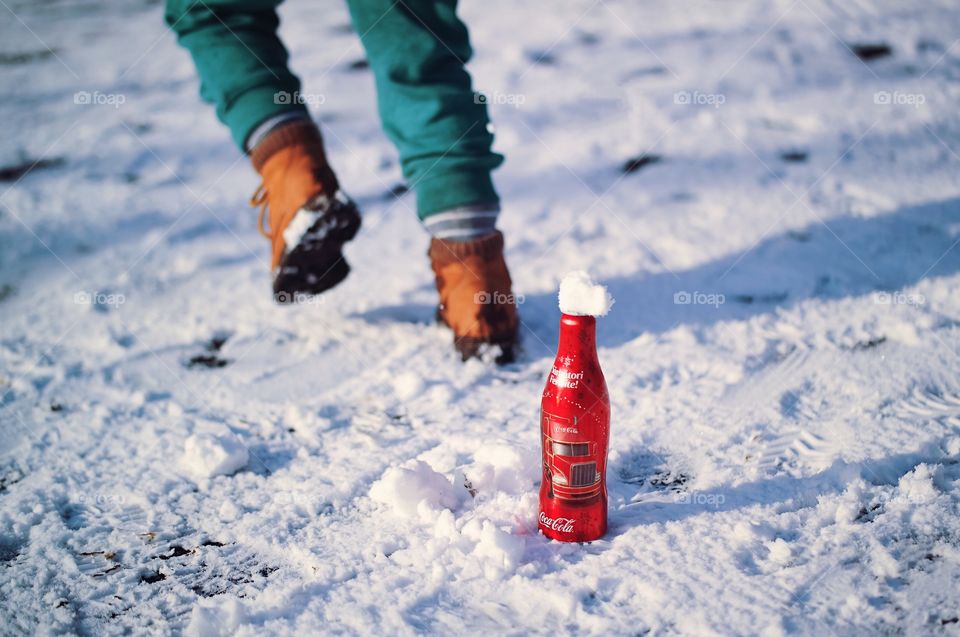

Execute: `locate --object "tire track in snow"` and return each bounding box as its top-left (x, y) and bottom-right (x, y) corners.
top-left (894, 386), bottom-right (960, 425)
top-left (723, 344), bottom-right (848, 472)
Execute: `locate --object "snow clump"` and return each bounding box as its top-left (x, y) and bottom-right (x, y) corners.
top-left (182, 431), bottom-right (249, 479)
top-left (185, 597), bottom-right (248, 637)
top-left (558, 270), bottom-right (614, 316)
top-left (370, 460), bottom-right (462, 518)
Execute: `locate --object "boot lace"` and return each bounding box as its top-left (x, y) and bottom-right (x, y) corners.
top-left (250, 183), bottom-right (271, 240)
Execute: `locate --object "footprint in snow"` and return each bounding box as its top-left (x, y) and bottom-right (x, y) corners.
top-left (0, 157), bottom-right (64, 182)
top-left (849, 42), bottom-right (893, 61)
top-left (185, 332), bottom-right (231, 369)
top-left (752, 429), bottom-right (835, 472)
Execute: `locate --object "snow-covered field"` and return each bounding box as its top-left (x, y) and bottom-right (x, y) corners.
top-left (3, 0), bottom-right (960, 634)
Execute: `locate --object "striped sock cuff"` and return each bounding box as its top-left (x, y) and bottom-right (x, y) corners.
top-left (245, 112), bottom-right (313, 153)
top-left (422, 203), bottom-right (500, 241)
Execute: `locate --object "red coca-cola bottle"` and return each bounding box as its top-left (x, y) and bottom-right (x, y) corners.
top-left (538, 313), bottom-right (610, 542)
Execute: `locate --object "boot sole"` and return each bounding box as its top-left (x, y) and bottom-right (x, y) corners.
top-left (273, 196), bottom-right (361, 303)
top-left (438, 306), bottom-right (519, 364)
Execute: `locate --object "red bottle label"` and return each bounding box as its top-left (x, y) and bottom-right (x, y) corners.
top-left (541, 409), bottom-right (602, 502)
top-left (538, 314), bottom-right (609, 542)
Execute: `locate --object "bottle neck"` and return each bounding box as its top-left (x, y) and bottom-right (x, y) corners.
top-left (555, 313), bottom-right (598, 365)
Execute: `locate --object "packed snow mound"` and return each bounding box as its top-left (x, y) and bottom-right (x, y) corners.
top-left (370, 460), bottom-right (462, 518)
top-left (558, 271), bottom-right (614, 316)
top-left (466, 519), bottom-right (526, 575)
top-left (182, 432), bottom-right (249, 479)
top-left (461, 443), bottom-right (539, 496)
top-left (185, 597), bottom-right (248, 637)
top-left (392, 371), bottom-right (425, 401)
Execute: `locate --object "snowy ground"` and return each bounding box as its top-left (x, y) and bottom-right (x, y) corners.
top-left (3, 0), bottom-right (960, 634)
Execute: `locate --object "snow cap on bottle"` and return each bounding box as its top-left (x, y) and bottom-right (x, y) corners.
top-left (558, 271), bottom-right (614, 317)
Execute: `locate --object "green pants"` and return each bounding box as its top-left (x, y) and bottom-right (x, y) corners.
top-left (165, 0), bottom-right (502, 218)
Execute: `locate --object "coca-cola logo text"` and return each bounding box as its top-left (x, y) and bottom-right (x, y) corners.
top-left (539, 512), bottom-right (575, 533)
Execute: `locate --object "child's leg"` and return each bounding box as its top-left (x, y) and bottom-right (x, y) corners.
top-left (164, 0), bottom-right (308, 150)
top-left (166, 0), bottom-right (359, 300)
top-left (347, 0), bottom-right (517, 359)
top-left (345, 0), bottom-right (503, 229)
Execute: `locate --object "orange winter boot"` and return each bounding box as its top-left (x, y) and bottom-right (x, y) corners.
top-left (249, 120), bottom-right (361, 302)
top-left (429, 230), bottom-right (519, 363)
